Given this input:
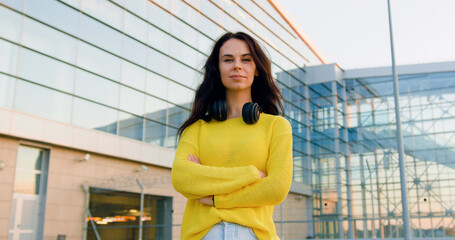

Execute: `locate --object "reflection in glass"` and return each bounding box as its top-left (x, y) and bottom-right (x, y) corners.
top-left (21, 18), bottom-right (77, 64)
top-left (0, 6), bottom-right (22, 42)
top-left (168, 104), bottom-right (190, 128)
top-left (167, 81), bottom-right (194, 106)
top-left (144, 120), bottom-right (166, 147)
top-left (120, 60), bottom-right (146, 90)
top-left (0, 39), bottom-right (18, 75)
top-left (119, 86), bottom-right (145, 116)
top-left (18, 48), bottom-right (74, 93)
top-left (74, 69), bottom-right (119, 108)
top-left (72, 98), bottom-right (118, 134)
top-left (25, 0), bottom-right (79, 36)
top-left (0, 74), bottom-right (15, 108)
top-left (119, 112), bottom-right (143, 141)
top-left (15, 80), bottom-right (72, 123)
top-left (145, 72), bottom-right (168, 100)
top-left (77, 41), bottom-right (121, 81)
top-left (166, 126), bottom-right (178, 149)
top-left (79, 14), bottom-right (122, 55)
top-left (87, 188), bottom-right (172, 240)
top-left (144, 95), bottom-right (167, 124)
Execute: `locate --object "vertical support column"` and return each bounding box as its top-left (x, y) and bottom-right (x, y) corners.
top-left (136, 179), bottom-right (144, 240)
top-left (387, 0), bottom-right (412, 239)
top-left (332, 81), bottom-right (344, 239)
top-left (342, 81), bottom-right (354, 238)
top-left (304, 84), bottom-right (314, 238)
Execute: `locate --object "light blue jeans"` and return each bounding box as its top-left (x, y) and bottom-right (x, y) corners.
top-left (202, 221), bottom-right (258, 240)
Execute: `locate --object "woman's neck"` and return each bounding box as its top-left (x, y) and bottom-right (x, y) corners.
top-left (225, 90), bottom-right (253, 119)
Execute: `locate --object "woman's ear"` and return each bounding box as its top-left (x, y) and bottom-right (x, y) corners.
top-left (255, 70), bottom-right (259, 76)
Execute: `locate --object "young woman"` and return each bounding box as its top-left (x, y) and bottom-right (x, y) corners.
top-left (171, 32), bottom-right (293, 240)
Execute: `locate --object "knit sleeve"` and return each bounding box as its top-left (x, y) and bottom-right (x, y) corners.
top-left (213, 117), bottom-right (293, 208)
top-left (171, 120), bottom-right (261, 200)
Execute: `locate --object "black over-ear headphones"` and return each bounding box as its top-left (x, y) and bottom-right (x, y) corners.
top-left (212, 100), bottom-right (261, 124)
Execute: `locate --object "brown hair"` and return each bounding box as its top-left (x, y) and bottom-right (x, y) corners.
top-left (178, 32), bottom-right (284, 136)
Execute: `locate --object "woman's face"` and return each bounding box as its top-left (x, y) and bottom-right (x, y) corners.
top-left (218, 38), bottom-right (257, 94)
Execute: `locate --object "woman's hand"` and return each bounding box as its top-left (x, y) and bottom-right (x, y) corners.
top-left (198, 196), bottom-right (214, 206)
top-left (187, 154), bottom-right (201, 164)
top-left (258, 169), bottom-right (267, 179)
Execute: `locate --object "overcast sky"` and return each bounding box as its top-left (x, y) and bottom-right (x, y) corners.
top-left (279, 0), bottom-right (455, 69)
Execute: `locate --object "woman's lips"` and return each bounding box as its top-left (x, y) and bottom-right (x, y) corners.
top-left (230, 75), bottom-right (245, 80)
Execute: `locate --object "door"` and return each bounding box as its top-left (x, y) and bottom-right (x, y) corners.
top-left (8, 146), bottom-right (49, 240)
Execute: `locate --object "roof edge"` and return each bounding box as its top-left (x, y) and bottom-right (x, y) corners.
top-left (267, 0), bottom-right (329, 65)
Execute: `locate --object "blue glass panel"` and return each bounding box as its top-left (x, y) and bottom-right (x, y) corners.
top-left (17, 48), bottom-right (74, 93)
top-left (72, 98), bottom-right (117, 134)
top-left (124, 11), bottom-right (148, 43)
top-left (145, 72), bottom-right (168, 100)
top-left (21, 18), bottom-right (77, 64)
top-left (165, 126), bottom-right (178, 149)
top-left (77, 41), bottom-right (121, 81)
top-left (0, 0), bottom-right (24, 11)
top-left (119, 86), bottom-right (145, 116)
top-left (74, 69), bottom-right (119, 108)
top-left (144, 95), bottom-right (167, 124)
top-left (0, 74), bottom-right (14, 108)
top-left (167, 104), bottom-right (190, 128)
top-left (0, 6), bottom-right (22, 42)
top-left (120, 60), bottom-right (146, 90)
top-left (25, 0), bottom-right (79, 36)
top-left (0, 39), bottom-right (18, 75)
top-left (119, 112), bottom-right (143, 141)
top-left (79, 14), bottom-right (122, 56)
top-left (15, 80), bottom-right (72, 123)
top-left (144, 119), bottom-right (166, 147)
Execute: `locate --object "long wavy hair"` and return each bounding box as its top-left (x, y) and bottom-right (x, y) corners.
top-left (178, 32), bottom-right (284, 136)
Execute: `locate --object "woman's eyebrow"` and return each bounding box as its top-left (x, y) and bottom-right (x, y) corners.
top-left (220, 53), bottom-right (252, 58)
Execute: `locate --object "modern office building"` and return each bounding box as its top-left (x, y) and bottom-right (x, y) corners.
top-left (2, 0), bottom-right (455, 240)
top-left (0, 0), bottom-right (323, 239)
top-left (302, 62), bottom-right (455, 239)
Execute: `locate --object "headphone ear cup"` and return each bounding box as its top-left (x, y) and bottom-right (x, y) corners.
top-left (213, 100), bottom-right (227, 121)
top-left (242, 102), bottom-right (260, 124)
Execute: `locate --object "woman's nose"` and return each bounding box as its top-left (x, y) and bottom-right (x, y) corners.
top-left (233, 59), bottom-right (242, 70)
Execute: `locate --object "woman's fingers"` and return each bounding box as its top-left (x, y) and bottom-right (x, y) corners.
top-left (187, 154), bottom-right (201, 164)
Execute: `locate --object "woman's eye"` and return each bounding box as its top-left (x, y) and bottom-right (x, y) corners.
top-left (224, 59), bottom-right (233, 62)
top-left (242, 58), bottom-right (252, 62)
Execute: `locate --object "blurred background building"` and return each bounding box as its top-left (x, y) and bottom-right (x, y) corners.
top-left (1, 0), bottom-right (455, 239)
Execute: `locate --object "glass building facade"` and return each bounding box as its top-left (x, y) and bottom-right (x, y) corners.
top-left (309, 68), bottom-right (455, 239)
top-left (2, 0), bottom-right (455, 239)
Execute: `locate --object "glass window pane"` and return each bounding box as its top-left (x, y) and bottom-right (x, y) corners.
top-left (0, 0), bottom-right (25, 11)
top-left (144, 119), bottom-right (166, 147)
top-left (119, 86), bottom-right (144, 116)
top-left (16, 146), bottom-right (43, 171)
top-left (74, 70), bottom-right (119, 108)
top-left (21, 18), bottom-right (77, 64)
top-left (0, 74), bottom-right (15, 108)
top-left (167, 104), bottom-right (189, 128)
top-left (0, 5), bottom-right (22, 42)
top-left (122, 36), bottom-right (147, 66)
top-left (77, 41), bottom-right (121, 81)
top-left (15, 80), bottom-right (72, 123)
top-left (145, 95), bottom-right (167, 124)
top-left (17, 48), bottom-right (74, 93)
top-left (147, 26), bottom-right (169, 54)
top-left (0, 39), bottom-right (18, 75)
top-left (24, 0), bottom-right (79, 36)
top-left (80, 0), bottom-right (124, 31)
top-left (72, 98), bottom-right (118, 134)
top-left (145, 71), bottom-right (168, 100)
top-left (124, 11), bottom-right (148, 43)
top-left (168, 59), bottom-right (199, 89)
top-left (120, 60), bottom-right (146, 90)
top-left (79, 14), bottom-right (122, 55)
top-left (118, 112), bottom-right (143, 141)
top-left (146, 47), bottom-right (169, 78)
top-left (14, 172), bottom-right (41, 194)
top-left (165, 126), bottom-right (178, 149)
top-left (20, 199), bottom-right (39, 229)
top-left (167, 81), bottom-right (194, 106)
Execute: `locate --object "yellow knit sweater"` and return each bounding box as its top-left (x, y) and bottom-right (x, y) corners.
top-left (171, 113), bottom-right (293, 240)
